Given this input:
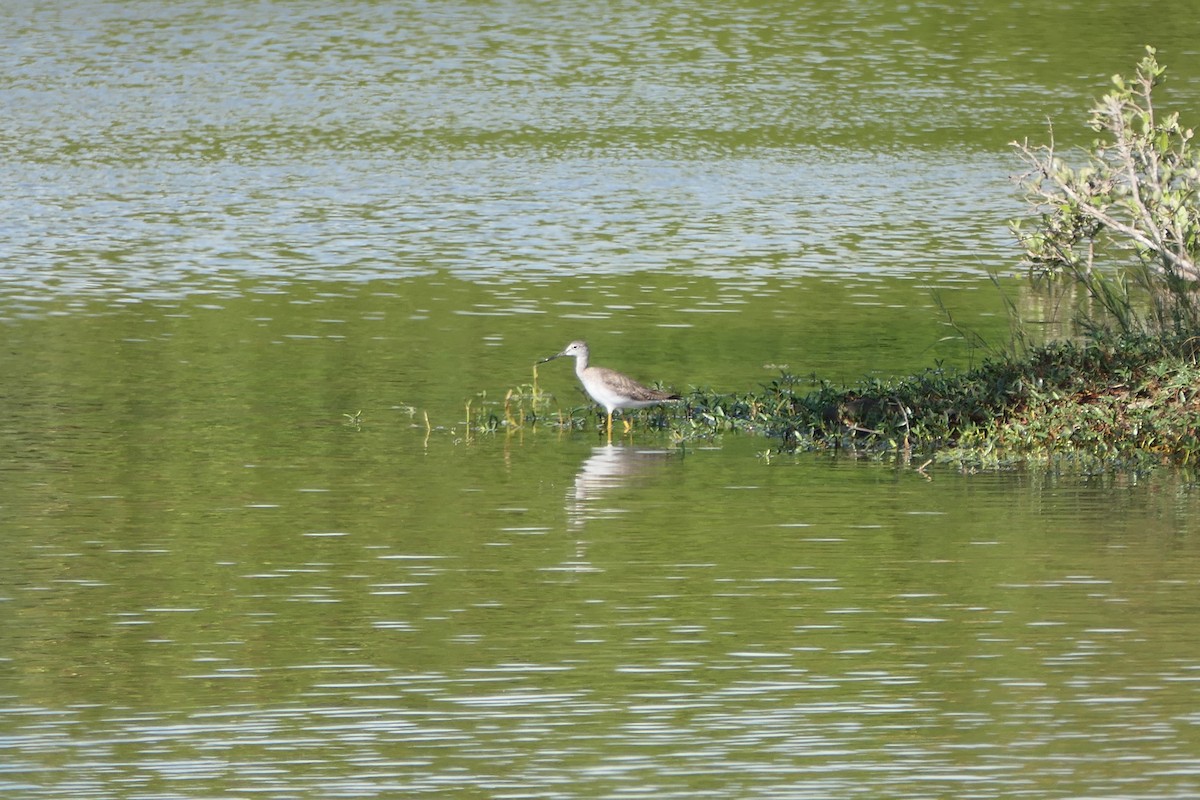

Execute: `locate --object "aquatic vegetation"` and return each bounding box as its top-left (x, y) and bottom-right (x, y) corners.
top-left (453, 333), bottom-right (1199, 470)
top-left (673, 332), bottom-right (1200, 469)
top-left (457, 50), bottom-right (1200, 471)
top-left (670, 49), bottom-right (1200, 470)
top-left (453, 327), bottom-right (1199, 470)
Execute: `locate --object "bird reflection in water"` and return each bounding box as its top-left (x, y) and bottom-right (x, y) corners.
top-left (549, 444), bottom-right (678, 573)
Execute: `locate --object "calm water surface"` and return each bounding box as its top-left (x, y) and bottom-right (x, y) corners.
top-left (4, 1), bottom-right (1200, 797)
top-left (5, 430), bottom-right (1200, 798)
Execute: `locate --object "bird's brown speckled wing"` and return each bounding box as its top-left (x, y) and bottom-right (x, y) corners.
top-left (591, 367), bottom-right (680, 402)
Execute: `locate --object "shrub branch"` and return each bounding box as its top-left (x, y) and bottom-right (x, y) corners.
top-left (1010, 46), bottom-right (1200, 333)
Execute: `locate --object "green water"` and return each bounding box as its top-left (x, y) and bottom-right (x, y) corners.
top-left (4, 1), bottom-right (1200, 797)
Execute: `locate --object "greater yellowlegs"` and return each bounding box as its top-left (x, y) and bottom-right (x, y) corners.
top-left (540, 340), bottom-right (681, 441)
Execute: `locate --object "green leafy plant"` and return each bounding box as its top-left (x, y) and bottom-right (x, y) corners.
top-left (1011, 46), bottom-right (1200, 335)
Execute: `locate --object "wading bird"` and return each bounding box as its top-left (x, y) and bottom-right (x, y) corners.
top-left (540, 340), bottom-right (681, 443)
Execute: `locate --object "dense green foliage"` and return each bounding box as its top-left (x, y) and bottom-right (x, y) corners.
top-left (674, 332), bottom-right (1200, 468)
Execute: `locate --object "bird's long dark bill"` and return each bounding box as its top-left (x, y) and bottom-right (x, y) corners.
top-left (538, 353), bottom-right (564, 364)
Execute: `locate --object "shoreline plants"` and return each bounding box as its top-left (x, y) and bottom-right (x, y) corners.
top-left (1010, 46), bottom-right (1200, 338)
top-left (725, 47), bottom-right (1200, 468)
top-left (727, 46), bottom-right (1200, 468)
top-left (492, 48), bottom-right (1200, 470)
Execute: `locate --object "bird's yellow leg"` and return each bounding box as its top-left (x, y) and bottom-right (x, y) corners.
top-left (622, 418), bottom-right (633, 433)
top-left (606, 411), bottom-right (614, 444)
